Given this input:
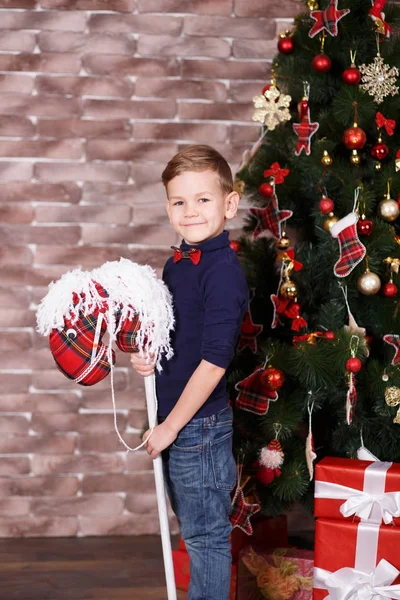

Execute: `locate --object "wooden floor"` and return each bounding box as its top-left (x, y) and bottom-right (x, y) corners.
top-left (0, 535), bottom-right (188, 600)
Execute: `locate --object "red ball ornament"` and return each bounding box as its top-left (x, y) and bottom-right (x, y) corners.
top-left (259, 182), bottom-right (274, 198)
top-left (229, 240), bottom-right (241, 253)
top-left (342, 65), bottom-right (361, 86)
top-left (342, 126), bottom-right (367, 150)
top-left (324, 331), bottom-right (336, 340)
top-left (346, 357), bottom-right (362, 373)
top-left (370, 142), bottom-right (389, 161)
top-left (383, 282), bottom-right (398, 297)
top-left (260, 366), bottom-right (285, 391)
top-left (256, 465), bottom-right (276, 485)
top-left (312, 53), bottom-right (331, 73)
top-left (277, 36), bottom-right (294, 55)
top-left (319, 196), bottom-right (335, 214)
top-left (262, 83), bottom-right (271, 95)
top-left (357, 218), bottom-right (373, 236)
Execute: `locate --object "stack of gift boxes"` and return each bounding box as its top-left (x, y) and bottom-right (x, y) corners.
top-left (313, 455), bottom-right (400, 599)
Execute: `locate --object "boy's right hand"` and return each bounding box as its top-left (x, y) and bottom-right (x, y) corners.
top-left (130, 352), bottom-right (156, 377)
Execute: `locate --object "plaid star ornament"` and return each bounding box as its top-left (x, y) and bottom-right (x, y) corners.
top-left (249, 193), bottom-right (292, 239)
top-left (237, 304), bottom-right (263, 353)
top-left (235, 368), bottom-right (278, 415)
top-left (230, 485), bottom-right (261, 535)
top-left (384, 334), bottom-right (400, 365)
top-left (293, 109), bottom-right (319, 156)
top-left (309, 0), bottom-right (350, 38)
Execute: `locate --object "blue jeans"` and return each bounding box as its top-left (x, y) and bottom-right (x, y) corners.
top-left (161, 404), bottom-right (236, 600)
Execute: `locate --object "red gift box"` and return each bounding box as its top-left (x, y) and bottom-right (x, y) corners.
top-left (314, 456), bottom-right (400, 525)
top-left (173, 548), bottom-right (237, 598)
top-left (237, 546), bottom-right (313, 600)
top-left (313, 518), bottom-right (400, 600)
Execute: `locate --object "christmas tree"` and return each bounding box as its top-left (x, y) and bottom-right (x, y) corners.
top-left (229, 0), bottom-right (400, 524)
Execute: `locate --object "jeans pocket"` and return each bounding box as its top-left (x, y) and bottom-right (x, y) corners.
top-left (210, 430), bottom-right (236, 491)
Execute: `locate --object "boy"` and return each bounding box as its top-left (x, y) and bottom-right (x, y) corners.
top-left (130, 145), bottom-right (248, 600)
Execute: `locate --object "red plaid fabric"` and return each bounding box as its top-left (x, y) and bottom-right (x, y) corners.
top-left (249, 193), bottom-right (292, 239)
top-left (309, 0), bottom-right (350, 38)
top-left (230, 486), bottom-right (260, 535)
top-left (115, 313), bottom-right (141, 353)
top-left (293, 110), bottom-right (319, 156)
top-left (237, 307), bottom-right (263, 353)
top-left (49, 311), bottom-right (115, 386)
top-left (235, 368), bottom-right (278, 415)
top-left (334, 222), bottom-right (366, 277)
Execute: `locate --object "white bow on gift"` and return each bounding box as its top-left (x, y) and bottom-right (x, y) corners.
top-left (314, 461), bottom-right (400, 525)
top-left (315, 559), bottom-right (400, 600)
top-left (340, 489), bottom-right (400, 525)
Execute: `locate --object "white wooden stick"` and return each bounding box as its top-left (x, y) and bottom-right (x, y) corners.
top-left (144, 375), bottom-right (177, 600)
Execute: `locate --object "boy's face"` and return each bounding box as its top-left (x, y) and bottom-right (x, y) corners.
top-left (165, 169), bottom-right (239, 245)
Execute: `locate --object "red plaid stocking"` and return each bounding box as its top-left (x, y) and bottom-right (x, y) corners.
top-left (330, 213), bottom-right (366, 278)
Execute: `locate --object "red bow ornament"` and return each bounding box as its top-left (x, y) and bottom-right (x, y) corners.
top-left (172, 247), bottom-right (202, 265)
top-left (263, 162), bottom-right (290, 184)
top-left (376, 112), bottom-right (396, 136)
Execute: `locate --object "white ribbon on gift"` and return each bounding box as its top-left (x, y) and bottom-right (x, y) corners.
top-left (314, 461), bottom-right (400, 524)
top-left (313, 559), bottom-right (400, 600)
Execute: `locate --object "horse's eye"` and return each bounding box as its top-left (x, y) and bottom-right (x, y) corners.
top-left (66, 329), bottom-right (77, 339)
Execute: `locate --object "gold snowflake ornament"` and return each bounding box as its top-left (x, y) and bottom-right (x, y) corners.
top-left (359, 55), bottom-right (399, 104)
top-left (252, 86), bottom-right (292, 130)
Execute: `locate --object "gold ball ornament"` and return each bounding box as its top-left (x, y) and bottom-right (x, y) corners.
top-left (377, 197), bottom-right (400, 222)
top-left (321, 150), bottom-right (333, 166)
top-left (276, 232), bottom-right (291, 250)
top-left (323, 212), bottom-right (339, 232)
top-left (280, 279), bottom-right (298, 299)
top-left (350, 149), bottom-right (361, 165)
top-left (307, 0), bottom-right (319, 9)
top-left (357, 269), bottom-right (381, 295)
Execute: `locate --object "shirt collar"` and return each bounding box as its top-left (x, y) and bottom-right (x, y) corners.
top-left (180, 230), bottom-right (230, 253)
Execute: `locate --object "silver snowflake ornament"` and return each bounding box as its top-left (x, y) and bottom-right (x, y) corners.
top-left (252, 86), bottom-right (292, 130)
top-left (359, 55), bottom-right (399, 104)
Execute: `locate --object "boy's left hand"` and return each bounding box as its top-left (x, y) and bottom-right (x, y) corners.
top-left (142, 421), bottom-right (178, 459)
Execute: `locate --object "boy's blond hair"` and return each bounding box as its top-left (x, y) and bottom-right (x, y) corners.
top-left (161, 145), bottom-right (233, 195)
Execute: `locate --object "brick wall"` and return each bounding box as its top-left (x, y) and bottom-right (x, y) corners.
top-left (0, 0), bottom-right (300, 538)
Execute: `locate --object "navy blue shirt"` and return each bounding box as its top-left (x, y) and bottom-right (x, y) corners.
top-left (156, 231), bottom-right (248, 419)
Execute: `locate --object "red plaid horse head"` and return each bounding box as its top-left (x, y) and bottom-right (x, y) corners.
top-left (49, 281), bottom-right (115, 386)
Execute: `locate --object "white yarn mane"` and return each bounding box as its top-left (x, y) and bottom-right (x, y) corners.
top-left (36, 257), bottom-right (174, 370)
top-left (92, 258), bottom-right (174, 370)
top-left (36, 268), bottom-right (106, 334)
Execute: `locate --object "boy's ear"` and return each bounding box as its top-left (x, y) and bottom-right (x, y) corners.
top-left (225, 191), bottom-right (240, 220)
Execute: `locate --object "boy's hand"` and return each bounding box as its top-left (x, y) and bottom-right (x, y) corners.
top-left (142, 421), bottom-right (178, 459)
top-left (130, 352), bottom-right (156, 377)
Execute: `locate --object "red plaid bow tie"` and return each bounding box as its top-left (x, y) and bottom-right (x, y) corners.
top-left (172, 246), bottom-right (202, 265)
